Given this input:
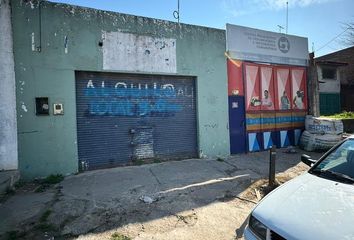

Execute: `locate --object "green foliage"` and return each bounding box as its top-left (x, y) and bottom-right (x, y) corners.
top-left (14, 181), bottom-right (25, 189)
top-left (42, 174), bottom-right (64, 184)
top-left (5, 187), bottom-right (15, 195)
top-left (111, 232), bottom-right (131, 240)
top-left (34, 223), bottom-right (56, 232)
top-left (39, 210), bottom-right (52, 223)
top-left (6, 230), bottom-right (26, 240)
top-left (322, 111), bottom-right (354, 119)
top-left (153, 159), bottom-right (161, 163)
top-left (34, 185), bottom-right (47, 193)
top-left (133, 159), bottom-right (145, 166)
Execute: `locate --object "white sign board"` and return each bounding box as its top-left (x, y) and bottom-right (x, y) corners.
top-left (103, 31), bottom-right (177, 73)
top-left (226, 24), bottom-right (308, 66)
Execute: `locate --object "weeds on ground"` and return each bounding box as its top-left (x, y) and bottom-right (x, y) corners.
top-left (216, 157), bottom-right (224, 162)
top-left (5, 230), bottom-right (26, 240)
top-left (34, 223), bottom-right (56, 232)
top-left (111, 232), bottom-right (131, 240)
top-left (322, 111), bottom-right (354, 119)
top-left (42, 174), bottom-right (64, 184)
top-left (14, 181), bottom-right (25, 189)
top-left (39, 210), bottom-right (52, 223)
top-left (0, 187), bottom-right (16, 203)
top-left (34, 209), bottom-right (56, 232)
top-left (35, 174), bottom-right (64, 193)
top-left (5, 187), bottom-right (15, 195)
top-left (133, 159), bottom-right (145, 166)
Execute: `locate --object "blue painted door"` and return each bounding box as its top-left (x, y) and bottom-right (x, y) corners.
top-left (229, 96), bottom-right (246, 154)
top-left (76, 72), bottom-right (198, 170)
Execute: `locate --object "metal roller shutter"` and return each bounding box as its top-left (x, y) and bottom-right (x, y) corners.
top-left (75, 71), bottom-right (198, 170)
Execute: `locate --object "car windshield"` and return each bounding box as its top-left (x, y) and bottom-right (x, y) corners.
top-left (311, 139), bottom-right (354, 183)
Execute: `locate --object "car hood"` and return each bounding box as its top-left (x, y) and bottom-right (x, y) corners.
top-left (252, 172), bottom-right (354, 240)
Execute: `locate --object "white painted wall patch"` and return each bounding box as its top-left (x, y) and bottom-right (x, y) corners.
top-left (31, 32), bottom-right (35, 51)
top-left (21, 102), bottom-right (28, 112)
top-left (102, 31), bottom-right (177, 73)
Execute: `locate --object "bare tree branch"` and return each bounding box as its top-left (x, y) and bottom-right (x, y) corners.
top-left (341, 22), bottom-right (354, 47)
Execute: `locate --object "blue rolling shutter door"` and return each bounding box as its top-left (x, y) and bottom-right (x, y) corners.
top-left (75, 72), bottom-right (198, 170)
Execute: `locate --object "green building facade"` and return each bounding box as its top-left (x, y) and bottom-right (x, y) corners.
top-left (11, 0), bottom-right (230, 179)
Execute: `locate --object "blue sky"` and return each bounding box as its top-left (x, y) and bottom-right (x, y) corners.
top-left (51, 0), bottom-right (354, 57)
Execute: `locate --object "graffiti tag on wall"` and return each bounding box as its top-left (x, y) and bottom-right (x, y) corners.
top-left (84, 80), bottom-right (192, 117)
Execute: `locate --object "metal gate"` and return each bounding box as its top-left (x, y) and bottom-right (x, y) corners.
top-left (75, 72), bottom-right (198, 170)
top-left (229, 96), bottom-right (246, 154)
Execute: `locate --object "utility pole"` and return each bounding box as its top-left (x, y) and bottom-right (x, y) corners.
top-left (286, 1), bottom-right (288, 34)
top-left (173, 0), bottom-right (180, 23)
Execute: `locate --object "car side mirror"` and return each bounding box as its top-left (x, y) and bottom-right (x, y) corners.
top-left (301, 154), bottom-right (316, 167)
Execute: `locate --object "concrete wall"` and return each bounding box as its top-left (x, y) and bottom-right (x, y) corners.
top-left (317, 65), bottom-right (341, 93)
top-left (0, 0), bottom-right (18, 171)
top-left (11, 0), bottom-right (230, 179)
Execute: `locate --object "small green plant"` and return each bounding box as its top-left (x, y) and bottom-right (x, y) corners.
top-left (133, 159), bottom-right (144, 166)
top-left (322, 111), bottom-right (354, 119)
top-left (216, 157), bottom-right (224, 162)
top-left (39, 210), bottom-right (52, 223)
top-left (14, 180), bottom-right (25, 189)
top-left (34, 185), bottom-right (47, 193)
top-left (153, 159), bottom-right (161, 163)
top-left (34, 223), bottom-right (56, 232)
top-left (111, 232), bottom-right (131, 240)
top-left (5, 187), bottom-right (15, 195)
top-left (6, 231), bottom-right (18, 240)
top-left (32, 209), bottom-right (56, 232)
top-left (34, 174), bottom-right (64, 193)
top-left (43, 174), bottom-right (64, 184)
top-left (6, 230), bottom-right (26, 240)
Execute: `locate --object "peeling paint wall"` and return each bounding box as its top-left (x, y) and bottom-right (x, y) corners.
top-left (11, 0), bottom-right (229, 179)
top-left (103, 32), bottom-right (176, 73)
top-left (0, 0), bottom-right (18, 170)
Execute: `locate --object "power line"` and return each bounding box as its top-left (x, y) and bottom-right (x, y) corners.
top-left (315, 27), bottom-right (351, 52)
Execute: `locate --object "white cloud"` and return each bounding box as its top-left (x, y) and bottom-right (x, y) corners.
top-left (263, 0), bottom-right (335, 9)
top-left (221, 0), bottom-right (338, 17)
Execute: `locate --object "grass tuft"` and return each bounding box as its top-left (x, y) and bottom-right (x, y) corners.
top-left (6, 230), bottom-right (26, 240)
top-left (322, 111), bottom-right (354, 119)
top-left (42, 174), bottom-right (64, 184)
top-left (5, 187), bottom-right (15, 195)
top-left (111, 232), bottom-right (131, 240)
top-left (133, 159), bottom-right (145, 166)
top-left (39, 209), bottom-right (52, 223)
top-left (153, 159), bottom-right (161, 163)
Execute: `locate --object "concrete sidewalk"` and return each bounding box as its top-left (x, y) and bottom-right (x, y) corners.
top-left (0, 148), bottom-right (323, 240)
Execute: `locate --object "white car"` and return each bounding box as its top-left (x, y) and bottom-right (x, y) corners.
top-left (244, 136), bottom-right (354, 240)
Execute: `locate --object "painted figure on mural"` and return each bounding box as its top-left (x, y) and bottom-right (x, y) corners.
top-left (280, 91), bottom-right (290, 110)
top-left (262, 90), bottom-right (272, 107)
top-left (250, 97), bottom-right (261, 107)
top-left (293, 90), bottom-right (304, 109)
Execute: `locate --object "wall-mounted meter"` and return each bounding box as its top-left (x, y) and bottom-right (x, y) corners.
top-left (53, 103), bottom-right (64, 115)
top-left (35, 97), bottom-right (49, 115)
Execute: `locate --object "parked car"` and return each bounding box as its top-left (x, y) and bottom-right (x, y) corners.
top-left (244, 136), bottom-right (354, 240)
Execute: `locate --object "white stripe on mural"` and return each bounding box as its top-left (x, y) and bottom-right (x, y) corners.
top-left (246, 65), bottom-right (259, 108)
top-left (277, 69), bottom-right (289, 109)
top-left (291, 69), bottom-right (303, 96)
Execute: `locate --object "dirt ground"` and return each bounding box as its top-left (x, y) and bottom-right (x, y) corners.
top-left (0, 148), bottom-right (323, 240)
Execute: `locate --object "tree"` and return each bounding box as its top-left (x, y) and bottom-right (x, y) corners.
top-left (341, 22), bottom-right (354, 47)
